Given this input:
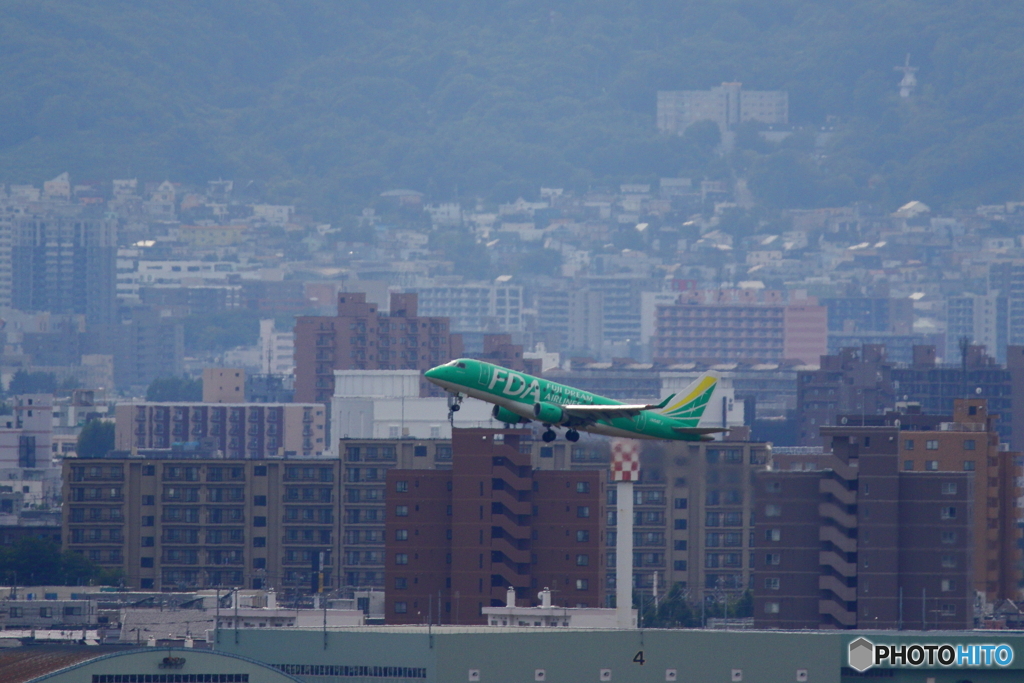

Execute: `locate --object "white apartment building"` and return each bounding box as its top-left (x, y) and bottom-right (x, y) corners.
top-left (411, 282), bottom-right (524, 333)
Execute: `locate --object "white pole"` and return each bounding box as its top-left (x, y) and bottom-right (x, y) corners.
top-left (616, 480), bottom-right (634, 629)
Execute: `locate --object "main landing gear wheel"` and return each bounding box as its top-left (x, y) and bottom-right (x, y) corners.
top-left (542, 429), bottom-right (557, 443)
top-left (566, 429), bottom-right (580, 442)
top-left (446, 393), bottom-right (463, 426)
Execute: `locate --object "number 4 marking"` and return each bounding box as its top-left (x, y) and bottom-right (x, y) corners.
top-left (633, 651), bottom-right (646, 666)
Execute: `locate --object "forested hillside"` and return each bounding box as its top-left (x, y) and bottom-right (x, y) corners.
top-left (2, 0), bottom-right (1023, 214)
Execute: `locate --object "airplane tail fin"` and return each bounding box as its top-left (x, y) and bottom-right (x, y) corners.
top-left (656, 372), bottom-right (719, 426)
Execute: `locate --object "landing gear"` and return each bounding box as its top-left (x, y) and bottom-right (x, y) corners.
top-left (447, 393), bottom-right (463, 425)
top-left (566, 429), bottom-right (580, 442)
top-left (542, 429), bottom-right (557, 443)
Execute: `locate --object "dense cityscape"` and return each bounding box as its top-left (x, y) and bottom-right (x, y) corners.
top-left (5, 2), bottom-right (1024, 681)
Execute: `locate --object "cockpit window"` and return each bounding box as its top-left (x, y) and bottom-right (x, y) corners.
top-left (456, 362), bottom-right (467, 368)
top-left (445, 360), bottom-right (459, 367)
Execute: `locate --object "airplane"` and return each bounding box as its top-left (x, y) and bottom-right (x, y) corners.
top-left (424, 358), bottom-right (727, 443)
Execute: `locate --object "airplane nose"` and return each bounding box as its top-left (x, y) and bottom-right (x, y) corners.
top-left (424, 366), bottom-right (442, 381)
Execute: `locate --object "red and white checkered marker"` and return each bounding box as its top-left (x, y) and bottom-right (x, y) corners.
top-left (610, 439), bottom-right (640, 482)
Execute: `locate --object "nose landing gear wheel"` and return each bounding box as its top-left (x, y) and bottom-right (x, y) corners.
top-left (542, 429), bottom-right (557, 443)
top-left (566, 429), bottom-right (580, 442)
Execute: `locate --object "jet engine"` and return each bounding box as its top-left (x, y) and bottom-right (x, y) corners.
top-left (532, 402), bottom-right (565, 424)
top-left (492, 405), bottom-right (530, 425)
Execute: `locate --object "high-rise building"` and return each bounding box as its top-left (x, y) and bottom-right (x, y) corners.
top-left (652, 289), bottom-right (827, 365)
top-left (753, 423), bottom-right (977, 630)
top-left (411, 283), bottom-right (525, 334)
top-left (383, 429), bottom-right (603, 624)
top-left (12, 211), bottom-right (117, 328)
top-left (536, 288), bottom-right (603, 356)
top-left (62, 455), bottom-right (341, 593)
top-left (114, 402), bottom-right (327, 459)
top-left (795, 345), bottom-right (895, 448)
top-left (112, 306), bottom-right (185, 390)
top-left (757, 401), bottom-right (1019, 630)
top-left (946, 293), bottom-right (1005, 362)
top-left (293, 292), bottom-right (463, 403)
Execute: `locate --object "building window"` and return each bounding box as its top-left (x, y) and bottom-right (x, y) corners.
top-left (674, 519), bottom-right (687, 530)
top-left (765, 529), bottom-right (781, 542)
top-left (253, 516), bottom-right (267, 527)
top-left (940, 603), bottom-right (956, 616)
top-left (765, 504), bottom-right (781, 517)
top-left (576, 482), bottom-right (590, 493)
top-left (576, 530), bottom-right (590, 542)
top-left (941, 507), bottom-right (957, 520)
top-left (576, 554), bottom-right (589, 566)
top-left (395, 601), bottom-right (408, 614)
top-left (396, 529), bottom-right (408, 541)
top-left (576, 579), bottom-right (589, 591)
top-left (941, 531), bottom-right (957, 544)
top-left (577, 506), bottom-right (590, 518)
top-left (764, 578), bottom-right (780, 590)
top-left (396, 481), bottom-right (408, 493)
top-left (905, 439), bottom-right (914, 450)
top-left (674, 498), bottom-right (687, 509)
top-left (142, 516), bottom-right (154, 527)
top-left (253, 495), bottom-right (267, 506)
top-left (395, 578), bottom-right (407, 590)
top-left (764, 602), bottom-right (780, 614)
top-left (926, 460), bottom-right (938, 471)
top-left (963, 460), bottom-right (976, 471)
top-left (942, 482), bottom-right (957, 495)
top-left (396, 505), bottom-right (409, 517)
top-left (395, 553), bottom-right (409, 565)
top-left (904, 460), bottom-right (914, 471)
top-left (764, 481), bottom-right (781, 493)
top-left (941, 579), bottom-right (957, 592)
top-left (926, 440), bottom-right (939, 450)
top-left (674, 560), bottom-right (687, 571)
top-left (964, 439), bottom-right (976, 450)
top-left (253, 537), bottom-right (266, 548)
top-left (766, 553), bottom-right (781, 565)
top-left (942, 555), bottom-right (956, 568)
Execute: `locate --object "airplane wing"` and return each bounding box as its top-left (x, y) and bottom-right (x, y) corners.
top-left (671, 427), bottom-right (729, 435)
top-left (561, 402), bottom-right (663, 421)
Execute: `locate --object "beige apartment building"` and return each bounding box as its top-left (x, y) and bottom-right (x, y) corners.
top-left (63, 456), bottom-right (341, 592)
top-left (114, 402), bottom-right (327, 459)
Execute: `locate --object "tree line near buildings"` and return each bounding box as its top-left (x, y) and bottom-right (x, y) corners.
top-left (1, 1), bottom-right (1023, 215)
top-left (0, 537), bottom-right (122, 587)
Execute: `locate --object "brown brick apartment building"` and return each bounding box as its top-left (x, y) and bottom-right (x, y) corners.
top-left (63, 456), bottom-right (341, 593)
top-left (384, 429), bottom-right (603, 624)
top-left (897, 399), bottom-right (1024, 602)
top-left (294, 292), bottom-right (463, 403)
top-left (754, 425), bottom-right (975, 630)
top-left (652, 289), bottom-right (826, 365)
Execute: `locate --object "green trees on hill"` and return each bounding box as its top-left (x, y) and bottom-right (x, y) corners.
top-left (2, 0), bottom-right (1023, 212)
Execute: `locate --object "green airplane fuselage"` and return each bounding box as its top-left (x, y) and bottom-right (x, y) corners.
top-left (424, 358), bottom-right (713, 441)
